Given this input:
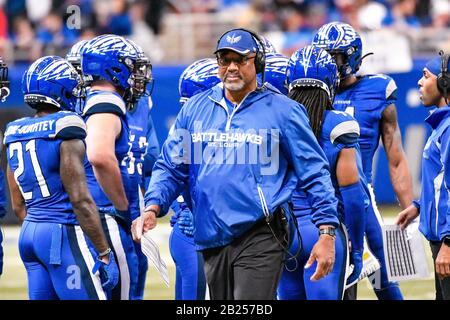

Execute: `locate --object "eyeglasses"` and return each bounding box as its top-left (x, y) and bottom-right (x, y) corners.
top-left (217, 55), bottom-right (256, 67)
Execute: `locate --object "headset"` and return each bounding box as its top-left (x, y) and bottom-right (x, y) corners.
top-left (437, 50), bottom-right (450, 104)
top-left (216, 28), bottom-right (266, 84)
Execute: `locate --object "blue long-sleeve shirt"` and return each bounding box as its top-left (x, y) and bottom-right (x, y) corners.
top-left (418, 106), bottom-right (450, 241)
top-left (145, 84), bottom-right (339, 250)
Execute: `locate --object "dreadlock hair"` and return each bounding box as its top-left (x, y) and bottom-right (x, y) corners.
top-left (288, 87), bottom-right (333, 140)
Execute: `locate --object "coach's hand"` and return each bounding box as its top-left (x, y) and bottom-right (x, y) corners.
top-left (395, 204), bottom-right (419, 230)
top-left (436, 244), bottom-right (450, 279)
top-left (305, 233), bottom-right (336, 281)
top-left (132, 205), bottom-right (159, 241)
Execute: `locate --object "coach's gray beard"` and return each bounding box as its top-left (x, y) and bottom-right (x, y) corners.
top-left (224, 79), bottom-right (245, 92)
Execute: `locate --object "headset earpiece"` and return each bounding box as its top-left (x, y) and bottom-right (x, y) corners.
top-left (437, 50), bottom-right (450, 99)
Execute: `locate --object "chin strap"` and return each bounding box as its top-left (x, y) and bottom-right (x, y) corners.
top-left (358, 52), bottom-right (374, 66)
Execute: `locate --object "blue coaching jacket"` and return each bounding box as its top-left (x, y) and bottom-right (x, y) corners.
top-left (419, 106), bottom-right (450, 241)
top-left (145, 84), bottom-right (339, 250)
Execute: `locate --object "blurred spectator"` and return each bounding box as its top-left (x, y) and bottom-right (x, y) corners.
top-left (332, 0), bottom-right (361, 27)
top-left (382, 0), bottom-right (422, 30)
top-left (26, 0), bottom-right (52, 23)
top-left (306, 2), bottom-right (330, 31)
top-left (36, 12), bottom-right (78, 46)
top-left (277, 4), bottom-right (312, 56)
top-left (145, 0), bottom-right (166, 34)
top-left (414, 0), bottom-right (432, 26)
top-left (190, 0), bottom-right (220, 13)
top-left (11, 16), bottom-right (41, 62)
top-left (5, 0), bottom-right (27, 31)
top-left (357, 0), bottom-right (389, 30)
top-left (109, 0), bottom-right (132, 35)
top-left (129, 0), bottom-right (164, 63)
top-left (0, 3), bottom-right (8, 39)
top-left (431, 0), bottom-right (450, 27)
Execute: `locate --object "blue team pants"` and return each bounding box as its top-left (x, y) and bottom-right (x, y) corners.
top-left (19, 220), bottom-right (109, 300)
top-left (277, 215), bottom-right (347, 300)
top-left (169, 224), bottom-right (206, 300)
top-left (365, 185), bottom-right (403, 300)
top-left (132, 241), bottom-right (148, 300)
top-left (87, 213), bottom-right (138, 300)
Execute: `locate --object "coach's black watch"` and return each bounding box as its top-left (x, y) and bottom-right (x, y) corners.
top-left (319, 227), bottom-right (336, 239)
top-left (443, 236), bottom-right (450, 248)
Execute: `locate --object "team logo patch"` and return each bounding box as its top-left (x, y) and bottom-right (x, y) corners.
top-left (226, 34), bottom-right (241, 44)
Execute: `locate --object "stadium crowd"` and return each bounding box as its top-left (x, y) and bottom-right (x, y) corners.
top-left (0, 0), bottom-right (449, 63)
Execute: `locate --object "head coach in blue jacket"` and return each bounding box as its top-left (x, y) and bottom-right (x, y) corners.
top-left (132, 28), bottom-right (340, 300)
top-left (396, 51), bottom-right (450, 300)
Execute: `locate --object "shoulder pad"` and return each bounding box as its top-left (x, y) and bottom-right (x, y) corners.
top-left (326, 111), bottom-right (360, 145)
top-left (51, 114), bottom-right (87, 140)
top-left (83, 91), bottom-right (126, 117)
top-left (366, 74), bottom-right (397, 100)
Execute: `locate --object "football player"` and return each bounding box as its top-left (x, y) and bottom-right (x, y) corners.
top-left (122, 39), bottom-right (159, 300)
top-left (278, 45), bottom-right (367, 299)
top-left (5, 56), bottom-right (118, 299)
top-left (312, 21), bottom-right (412, 300)
top-left (80, 35), bottom-right (151, 299)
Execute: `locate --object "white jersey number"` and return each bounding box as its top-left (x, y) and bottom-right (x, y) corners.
top-left (9, 140), bottom-right (50, 200)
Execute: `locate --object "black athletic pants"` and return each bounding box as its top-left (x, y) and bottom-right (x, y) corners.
top-left (430, 241), bottom-right (450, 300)
top-left (201, 211), bottom-right (287, 300)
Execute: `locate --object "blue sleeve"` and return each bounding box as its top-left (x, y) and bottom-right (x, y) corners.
top-left (282, 103), bottom-right (339, 228)
top-left (143, 113), bottom-right (160, 189)
top-left (380, 77), bottom-right (397, 116)
top-left (440, 126), bottom-right (450, 239)
top-left (340, 182), bottom-right (366, 251)
top-left (0, 169), bottom-right (7, 218)
top-left (143, 107), bottom-right (190, 216)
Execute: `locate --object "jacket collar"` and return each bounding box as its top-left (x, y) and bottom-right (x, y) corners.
top-left (208, 83), bottom-right (271, 111)
top-left (425, 105), bottom-right (450, 129)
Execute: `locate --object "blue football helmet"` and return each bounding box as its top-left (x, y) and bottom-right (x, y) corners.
top-left (178, 58), bottom-right (220, 105)
top-left (260, 36), bottom-right (277, 54)
top-left (66, 39), bottom-right (89, 75)
top-left (0, 56), bottom-right (9, 102)
top-left (82, 35), bottom-right (152, 102)
top-left (312, 22), bottom-right (362, 78)
top-left (260, 52), bottom-right (289, 95)
top-left (22, 56), bottom-right (82, 111)
top-left (286, 45), bottom-right (340, 102)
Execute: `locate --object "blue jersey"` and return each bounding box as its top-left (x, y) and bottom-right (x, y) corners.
top-left (292, 110), bottom-right (370, 220)
top-left (81, 90), bottom-right (131, 223)
top-left (4, 112), bottom-right (86, 224)
top-left (125, 96), bottom-right (152, 220)
top-left (333, 74), bottom-right (397, 183)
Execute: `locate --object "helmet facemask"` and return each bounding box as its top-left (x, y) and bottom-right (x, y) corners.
top-left (125, 56), bottom-right (153, 109)
top-left (0, 59), bottom-right (9, 101)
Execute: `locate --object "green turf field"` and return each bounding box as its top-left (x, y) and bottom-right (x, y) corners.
top-left (0, 206), bottom-right (436, 300)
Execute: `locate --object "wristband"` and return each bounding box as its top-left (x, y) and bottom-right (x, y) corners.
top-left (98, 248), bottom-right (111, 259)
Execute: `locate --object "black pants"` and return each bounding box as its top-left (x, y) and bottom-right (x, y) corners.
top-left (343, 284), bottom-right (358, 300)
top-left (201, 211), bottom-right (288, 300)
top-left (430, 241), bottom-right (450, 300)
